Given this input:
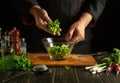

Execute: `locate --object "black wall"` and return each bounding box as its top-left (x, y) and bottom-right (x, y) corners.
top-left (0, 0), bottom-right (18, 31)
top-left (0, 0), bottom-right (120, 52)
top-left (0, 0), bottom-right (27, 38)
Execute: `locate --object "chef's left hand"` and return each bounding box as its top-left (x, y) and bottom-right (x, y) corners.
top-left (65, 21), bottom-right (85, 43)
top-left (65, 12), bottom-right (92, 43)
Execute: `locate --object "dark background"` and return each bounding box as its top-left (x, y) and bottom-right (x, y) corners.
top-left (92, 0), bottom-right (120, 52)
top-left (0, 0), bottom-right (120, 52)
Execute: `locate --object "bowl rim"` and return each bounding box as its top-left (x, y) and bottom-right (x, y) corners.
top-left (42, 37), bottom-right (75, 44)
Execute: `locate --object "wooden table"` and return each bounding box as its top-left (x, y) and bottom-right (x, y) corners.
top-left (0, 53), bottom-right (120, 83)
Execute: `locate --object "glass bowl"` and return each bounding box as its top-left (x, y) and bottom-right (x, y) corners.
top-left (42, 37), bottom-right (75, 60)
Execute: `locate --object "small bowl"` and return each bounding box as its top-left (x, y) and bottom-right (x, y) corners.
top-left (42, 37), bottom-right (75, 60)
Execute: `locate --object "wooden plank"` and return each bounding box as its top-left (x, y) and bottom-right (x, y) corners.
top-left (28, 53), bottom-right (97, 66)
top-left (76, 68), bottom-right (104, 83)
top-left (54, 67), bottom-right (79, 83)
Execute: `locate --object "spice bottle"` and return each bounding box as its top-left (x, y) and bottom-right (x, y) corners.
top-left (3, 31), bottom-right (13, 55)
top-left (20, 38), bottom-right (27, 54)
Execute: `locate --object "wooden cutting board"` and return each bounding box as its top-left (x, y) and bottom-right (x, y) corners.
top-left (28, 53), bottom-right (97, 66)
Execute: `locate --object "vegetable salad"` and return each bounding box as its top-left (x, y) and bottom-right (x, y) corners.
top-left (48, 44), bottom-right (70, 60)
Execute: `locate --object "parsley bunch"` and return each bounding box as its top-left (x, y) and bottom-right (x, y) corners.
top-left (0, 53), bottom-right (33, 73)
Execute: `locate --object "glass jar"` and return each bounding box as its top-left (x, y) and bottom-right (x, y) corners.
top-left (0, 28), bottom-right (4, 58)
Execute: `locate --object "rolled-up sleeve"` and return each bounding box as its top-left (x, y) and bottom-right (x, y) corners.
top-left (81, 0), bottom-right (108, 27)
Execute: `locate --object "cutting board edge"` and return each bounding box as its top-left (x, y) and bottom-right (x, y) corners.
top-left (28, 53), bottom-right (97, 66)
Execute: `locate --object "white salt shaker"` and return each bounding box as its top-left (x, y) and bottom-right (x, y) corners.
top-left (20, 38), bottom-right (27, 54)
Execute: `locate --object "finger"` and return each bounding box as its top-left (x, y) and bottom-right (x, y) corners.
top-left (41, 18), bottom-right (51, 25)
top-left (45, 17), bottom-right (52, 23)
top-left (70, 36), bottom-right (79, 42)
top-left (74, 38), bottom-right (83, 43)
top-left (70, 32), bottom-right (84, 42)
top-left (43, 14), bottom-right (52, 23)
top-left (36, 17), bottom-right (46, 26)
top-left (56, 32), bottom-right (61, 36)
top-left (65, 25), bottom-right (76, 41)
top-left (43, 25), bottom-right (57, 35)
top-left (65, 33), bottom-right (71, 42)
top-left (40, 8), bottom-right (52, 23)
top-left (56, 28), bottom-right (62, 36)
top-left (36, 22), bottom-right (55, 35)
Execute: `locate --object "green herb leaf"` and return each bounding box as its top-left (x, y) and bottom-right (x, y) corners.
top-left (47, 19), bottom-right (61, 34)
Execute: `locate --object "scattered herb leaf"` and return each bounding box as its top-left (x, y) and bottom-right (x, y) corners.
top-left (65, 66), bottom-right (70, 70)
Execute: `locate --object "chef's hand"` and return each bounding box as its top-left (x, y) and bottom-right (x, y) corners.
top-left (65, 21), bottom-right (85, 43)
top-left (65, 13), bottom-right (92, 43)
top-left (30, 5), bottom-right (59, 35)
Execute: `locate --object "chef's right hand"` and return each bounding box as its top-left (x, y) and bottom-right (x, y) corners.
top-left (30, 5), bottom-right (57, 35)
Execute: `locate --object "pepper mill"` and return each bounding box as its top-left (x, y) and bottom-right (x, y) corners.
top-left (10, 27), bottom-right (21, 55)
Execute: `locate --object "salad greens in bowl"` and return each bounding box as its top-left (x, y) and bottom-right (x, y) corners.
top-left (42, 37), bottom-right (75, 60)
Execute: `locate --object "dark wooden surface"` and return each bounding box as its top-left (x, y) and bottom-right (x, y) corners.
top-left (0, 53), bottom-right (120, 83)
